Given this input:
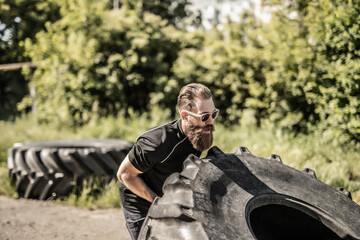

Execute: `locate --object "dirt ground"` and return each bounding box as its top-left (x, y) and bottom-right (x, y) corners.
top-left (0, 195), bottom-right (131, 240)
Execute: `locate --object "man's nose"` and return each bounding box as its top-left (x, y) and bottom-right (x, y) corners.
top-left (206, 117), bottom-right (214, 125)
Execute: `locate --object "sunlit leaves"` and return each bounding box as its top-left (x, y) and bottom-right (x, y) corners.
top-left (22, 0), bottom-right (183, 126)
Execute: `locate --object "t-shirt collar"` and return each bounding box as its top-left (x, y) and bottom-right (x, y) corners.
top-left (177, 118), bottom-right (186, 138)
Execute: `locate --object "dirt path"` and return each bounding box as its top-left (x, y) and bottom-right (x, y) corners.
top-left (0, 195), bottom-right (131, 240)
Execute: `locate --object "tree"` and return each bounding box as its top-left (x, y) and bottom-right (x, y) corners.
top-left (166, 12), bottom-right (272, 125)
top-left (170, 0), bottom-right (360, 143)
top-left (21, 0), bottom-right (184, 126)
top-left (0, 0), bottom-right (61, 120)
top-left (121, 0), bottom-right (192, 27)
top-left (305, 0), bottom-right (360, 142)
top-left (254, 0), bottom-right (360, 142)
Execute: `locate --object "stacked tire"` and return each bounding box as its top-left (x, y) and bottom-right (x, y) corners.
top-left (139, 146), bottom-right (360, 240)
top-left (7, 139), bottom-right (133, 200)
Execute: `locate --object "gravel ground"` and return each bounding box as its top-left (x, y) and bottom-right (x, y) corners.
top-left (0, 195), bottom-right (131, 240)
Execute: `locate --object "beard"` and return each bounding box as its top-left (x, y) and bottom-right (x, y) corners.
top-left (185, 121), bottom-right (215, 152)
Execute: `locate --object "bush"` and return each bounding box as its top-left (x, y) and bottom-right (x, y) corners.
top-left (21, 0), bottom-right (183, 126)
top-left (169, 0), bottom-right (360, 144)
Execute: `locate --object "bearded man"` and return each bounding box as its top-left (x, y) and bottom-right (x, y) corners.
top-left (117, 83), bottom-right (218, 240)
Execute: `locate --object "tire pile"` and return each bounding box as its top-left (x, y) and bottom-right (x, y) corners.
top-left (7, 139), bottom-right (133, 200)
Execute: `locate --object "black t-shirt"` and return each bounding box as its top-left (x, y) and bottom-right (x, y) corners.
top-left (119, 119), bottom-right (201, 215)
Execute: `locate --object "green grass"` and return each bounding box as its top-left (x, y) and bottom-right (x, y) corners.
top-left (1, 110), bottom-right (359, 207)
top-left (54, 180), bottom-right (121, 209)
top-left (0, 167), bottom-right (17, 197)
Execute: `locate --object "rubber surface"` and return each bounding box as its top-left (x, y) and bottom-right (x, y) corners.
top-left (7, 139), bottom-right (133, 200)
top-left (138, 146), bottom-right (360, 240)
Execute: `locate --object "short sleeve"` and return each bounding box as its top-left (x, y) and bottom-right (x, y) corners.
top-left (128, 137), bottom-right (161, 173)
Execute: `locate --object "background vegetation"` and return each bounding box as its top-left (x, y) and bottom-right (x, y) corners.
top-left (0, 110), bottom-right (359, 207)
top-left (1, 0), bottom-right (359, 207)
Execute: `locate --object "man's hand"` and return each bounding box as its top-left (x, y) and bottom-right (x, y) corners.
top-left (117, 155), bottom-right (158, 203)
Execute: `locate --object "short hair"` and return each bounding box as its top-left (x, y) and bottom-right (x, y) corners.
top-left (177, 83), bottom-right (212, 111)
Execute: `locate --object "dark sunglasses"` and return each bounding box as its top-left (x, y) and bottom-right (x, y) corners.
top-left (182, 108), bottom-right (219, 122)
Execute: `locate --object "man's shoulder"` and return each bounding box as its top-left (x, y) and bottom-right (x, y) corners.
top-left (136, 119), bottom-right (181, 144)
top-left (135, 119), bottom-right (188, 160)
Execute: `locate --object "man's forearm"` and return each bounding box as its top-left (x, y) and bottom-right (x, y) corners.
top-left (122, 175), bottom-right (158, 203)
top-left (117, 155), bottom-right (158, 203)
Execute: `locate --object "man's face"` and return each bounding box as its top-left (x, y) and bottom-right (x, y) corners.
top-left (184, 97), bottom-right (217, 152)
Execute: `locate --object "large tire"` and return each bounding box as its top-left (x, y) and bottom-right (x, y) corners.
top-left (7, 139), bottom-right (133, 200)
top-left (138, 146), bottom-right (360, 240)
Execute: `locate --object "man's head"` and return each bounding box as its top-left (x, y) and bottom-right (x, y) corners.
top-left (177, 83), bottom-right (218, 152)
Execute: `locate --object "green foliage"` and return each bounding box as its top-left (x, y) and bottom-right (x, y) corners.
top-left (261, 0), bottom-right (360, 142)
top-left (0, 167), bottom-right (16, 197)
top-left (305, 0), bottom-right (360, 142)
top-left (169, 10), bottom-right (314, 130)
top-left (168, 0), bottom-right (360, 143)
top-left (22, 0), bottom-right (183, 126)
top-left (170, 13), bottom-right (272, 126)
top-left (5, 0), bottom-right (359, 141)
top-left (123, 0), bottom-right (192, 27)
top-left (0, 0), bottom-right (61, 62)
top-left (0, 0), bottom-right (61, 120)
top-left (0, 70), bottom-right (29, 120)
top-left (55, 179), bottom-right (121, 209)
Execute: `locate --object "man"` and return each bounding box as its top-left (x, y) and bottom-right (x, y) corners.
top-left (117, 83), bottom-right (219, 240)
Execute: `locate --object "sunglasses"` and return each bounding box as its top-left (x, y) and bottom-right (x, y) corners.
top-left (182, 108), bottom-right (219, 122)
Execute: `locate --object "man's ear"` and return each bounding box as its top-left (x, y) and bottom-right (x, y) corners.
top-left (180, 111), bottom-right (188, 122)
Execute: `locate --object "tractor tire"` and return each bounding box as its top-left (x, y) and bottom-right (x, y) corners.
top-left (7, 139), bottom-right (133, 200)
top-left (138, 146), bottom-right (360, 240)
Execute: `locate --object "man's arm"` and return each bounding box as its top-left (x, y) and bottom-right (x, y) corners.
top-left (117, 154), bottom-right (158, 203)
